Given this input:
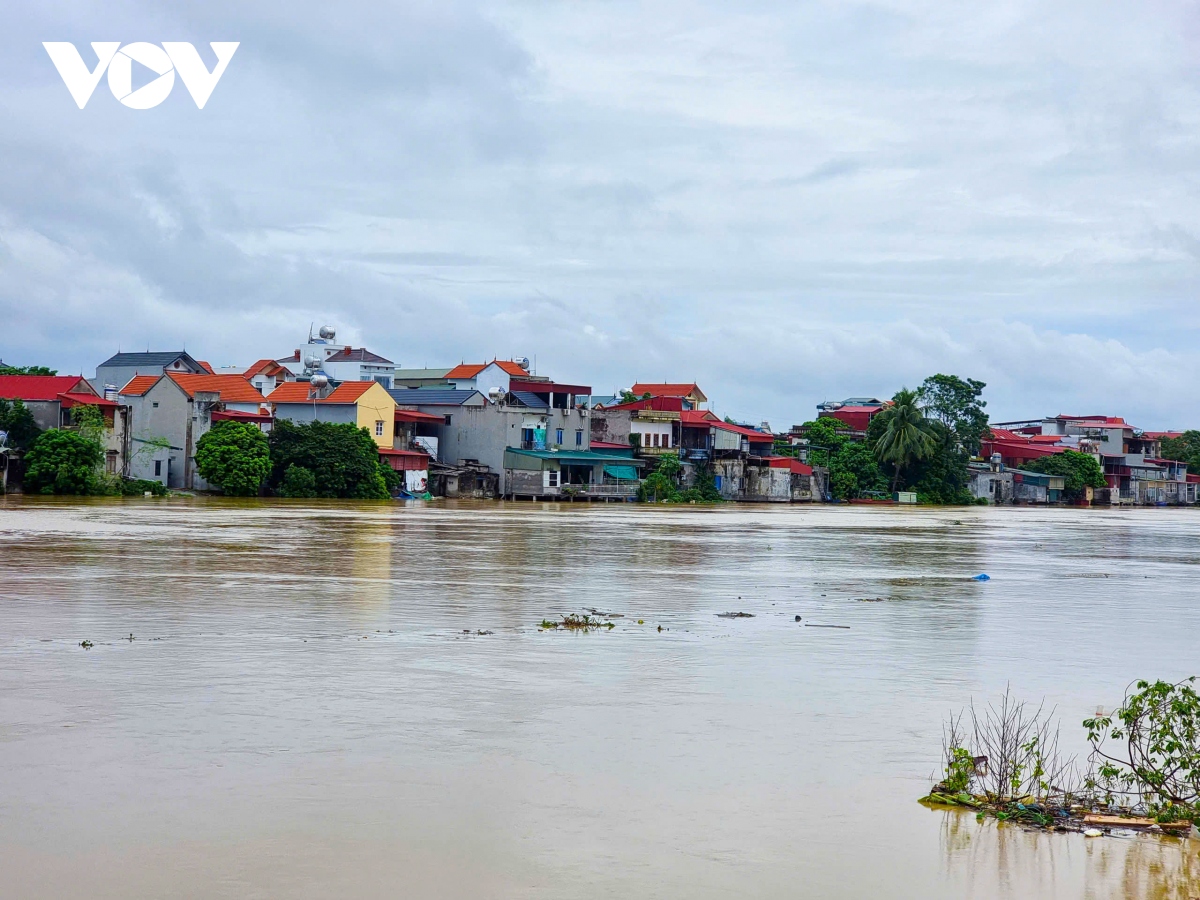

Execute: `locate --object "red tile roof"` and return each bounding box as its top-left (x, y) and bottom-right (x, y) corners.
top-left (1143, 431), bottom-right (1183, 440)
top-left (680, 410), bottom-right (720, 425)
top-left (269, 381), bottom-right (381, 404)
top-left (245, 359), bottom-right (289, 378)
top-left (166, 373), bottom-right (266, 404)
top-left (119, 375), bottom-right (160, 396)
top-left (631, 382), bottom-right (705, 400)
top-left (445, 360), bottom-right (530, 379)
top-left (0, 375), bottom-right (93, 401)
top-left (607, 396), bottom-right (685, 413)
top-left (324, 382), bottom-right (378, 403)
top-left (196, 360), bottom-right (215, 374)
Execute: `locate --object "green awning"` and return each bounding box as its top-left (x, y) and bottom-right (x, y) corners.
top-left (604, 464), bottom-right (638, 480)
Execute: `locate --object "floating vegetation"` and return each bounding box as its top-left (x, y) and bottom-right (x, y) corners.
top-left (79, 640), bottom-right (93, 649)
top-left (539, 614), bottom-right (615, 631)
top-left (716, 612), bottom-right (754, 619)
top-left (921, 682), bottom-right (1200, 837)
top-left (461, 629), bottom-right (494, 636)
top-left (585, 608), bottom-right (624, 619)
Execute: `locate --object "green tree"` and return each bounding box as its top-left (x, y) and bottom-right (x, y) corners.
top-left (1159, 431), bottom-right (1200, 475)
top-left (907, 423), bottom-right (974, 504)
top-left (195, 420), bottom-right (271, 496)
top-left (799, 417), bottom-right (848, 467)
top-left (23, 429), bottom-right (103, 494)
top-left (279, 464), bottom-right (318, 498)
top-left (70, 404), bottom-right (107, 443)
top-left (0, 398), bottom-right (42, 450)
top-left (638, 453), bottom-right (682, 502)
top-left (0, 364), bottom-right (57, 375)
top-left (267, 420), bottom-right (390, 499)
top-left (919, 374), bottom-right (989, 456)
top-left (1022, 450), bottom-right (1107, 501)
top-left (831, 441), bottom-right (889, 499)
top-left (873, 388), bottom-right (938, 492)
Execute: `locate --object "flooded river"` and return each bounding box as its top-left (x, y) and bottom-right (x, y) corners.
top-left (1, 497), bottom-right (1198, 898)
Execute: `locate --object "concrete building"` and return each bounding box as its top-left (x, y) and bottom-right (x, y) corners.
top-left (119, 373), bottom-right (267, 489)
top-left (0, 374), bottom-right (127, 476)
top-left (269, 381), bottom-right (397, 449)
top-left (243, 359), bottom-right (294, 396)
top-left (629, 383), bottom-right (708, 410)
top-left (277, 327), bottom-right (396, 389)
top-left (94, 351), bottom-right (207, 397)
top-left (502, 448), bottom-right (643, 500)
top-left (591, 396), bottom-right (682, 454)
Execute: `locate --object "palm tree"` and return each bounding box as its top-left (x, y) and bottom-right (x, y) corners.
top-left (873, 388), bottom-right (938, 492)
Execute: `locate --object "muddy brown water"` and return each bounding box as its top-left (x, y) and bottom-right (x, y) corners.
top-left (1, 496), bottom-right (1198, 898)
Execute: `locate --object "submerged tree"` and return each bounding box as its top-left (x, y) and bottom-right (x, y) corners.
top-left (1022, 450), bottom-right (1107, 501)
top-left (23, 429), bottom-right (103, 495)
top-left (267, 420), bottom-right (390, 499)
top-left (872, 389), bottom-right (938, 492)
top-left (195, 420), bottom-right (271, 496)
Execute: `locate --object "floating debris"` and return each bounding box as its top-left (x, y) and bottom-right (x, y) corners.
top-left (716, 612), bottom-right (755, 619)
top-left (584, 608), bottom-right (625, 618)
top-left (461, 629), bottom-right (494, 636)
top-left (794, 615), bottom-right (802, 622)
top-left (856, 597), bottom-right (886, 602)
top-left (539, 614), bottom-right (615, 631)
top-left (79, 640), bottom-right (93, 649)
top-left (805, 624), bottom-right (850, 629)
top-left (971, 574), bottom-right (990, 581)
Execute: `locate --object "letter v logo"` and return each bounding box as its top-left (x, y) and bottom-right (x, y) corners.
top-left (162, 43), bottom-right (239, 109)
top-left (43, 42), bottom-right (121, 109)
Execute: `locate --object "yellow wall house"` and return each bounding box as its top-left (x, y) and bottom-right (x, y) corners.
top-left (329, 381), bottom-right (396, 448)
top-left (269, 380), bottom-right (397, 448)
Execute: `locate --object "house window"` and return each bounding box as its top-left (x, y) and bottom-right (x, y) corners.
top-left (152, 402), bottom-right (159, 408)
top-left (444, 415), bottom-right (452, 426)
top-left (154, 460), bottom-right (162, 476)
top-left (548, 470), bottom-right (559, 487)
top-left (375, 420), bottom-right (384, 436)
top-left (575, 429), bottom-right (583, 446)
top-left (556, 428), bottom-right (564, 445)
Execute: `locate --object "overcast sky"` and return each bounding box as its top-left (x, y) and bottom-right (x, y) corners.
top-left (2, 1), bottom-right (1199, 428)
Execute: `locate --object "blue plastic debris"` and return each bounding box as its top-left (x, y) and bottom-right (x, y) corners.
top-left (971, 573), bottom-right (990, 581)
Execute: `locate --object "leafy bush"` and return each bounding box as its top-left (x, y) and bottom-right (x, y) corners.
top-left (1022, 450), bottom-right (1107, 501)
top-left (23, 429), bottom-right (104, 495)
top-left (0, 398), bottom-right (42, 450)
top-left (1084, 678), bottom-right (1200, 818)
top-left (638, 454), bottom-right (682, 502)
top-left (268, 420), bottom-right (390, 499)
top-left (279, 464), bottom-right (318, 498)
top-left (195, 420), bottom-right (271, 496)
top-left (119, 478), bottom-right (168, 497)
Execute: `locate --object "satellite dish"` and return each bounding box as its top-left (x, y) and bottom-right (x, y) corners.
top-left (318, 325), bottom-right (336, 340)
top-left (309, 373), bottom-right (329, 389)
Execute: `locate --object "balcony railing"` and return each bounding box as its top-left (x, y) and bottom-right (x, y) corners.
top-left (545, 483), bottom-right (639, 499)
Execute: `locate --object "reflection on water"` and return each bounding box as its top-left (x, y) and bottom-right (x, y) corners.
top-left (0, 497), bottom-right (1198, 899)
top-left (938, 809), bottom-right (1199, 899)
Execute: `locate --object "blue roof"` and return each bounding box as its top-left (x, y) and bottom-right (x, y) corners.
top-left (387, 388), bottom-right (483, 406)
top-left (510, 391), bottom-right (549, 409)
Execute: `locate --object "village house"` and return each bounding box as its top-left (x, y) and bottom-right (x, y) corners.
top-left (268, 381), bottom-right (397, 448)
top-left (0, 374), bottom-right (127, 476)
top-left (243, 359), bottom-right (295, 396)
top-left (277, 327), bottom-right (397, 388)
top-left (629, 383), bottom-right (708, 410)
top-left (93, 350), bottom-right (208, 397)
top-left (118, 373), bottom-right (269, 489)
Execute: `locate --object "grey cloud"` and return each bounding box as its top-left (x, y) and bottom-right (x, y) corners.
top-left (3, 1), bottom-right (1200, 429)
